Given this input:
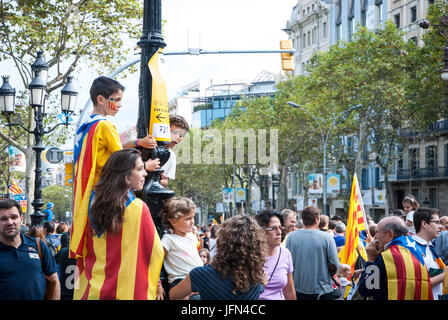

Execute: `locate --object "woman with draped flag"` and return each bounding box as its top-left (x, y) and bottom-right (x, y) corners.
top-left (73, 149), bottom-right (163, 299)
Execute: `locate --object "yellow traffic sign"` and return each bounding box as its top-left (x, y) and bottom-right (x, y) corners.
top-left (148, 48), bottom-right (171, 142)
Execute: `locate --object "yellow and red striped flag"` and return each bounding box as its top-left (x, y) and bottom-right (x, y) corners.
top-left (8, 179), bottom-right (23, 195)
top-left (338, 173), bottom-right (368, 274)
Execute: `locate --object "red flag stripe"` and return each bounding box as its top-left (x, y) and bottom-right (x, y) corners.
top-left (99, 229), bottom-right (123, 300)
top-left (80, 122), bottom-right (100, 196)
top-left (411, 253), bottom-right (422, 300)
top-left (134, 204), bottom-right (154, 299)
top-left (81, 227), bottom-right (96, 300)
top-left (390, 246), bottom-right (407, 300)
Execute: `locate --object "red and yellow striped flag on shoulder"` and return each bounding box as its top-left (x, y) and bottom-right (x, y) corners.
top-left (338, 173), bottom-right (368, 274)
top-left (8, 179), bottom-right (23, 195)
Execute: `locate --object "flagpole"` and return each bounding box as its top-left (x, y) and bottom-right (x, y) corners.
top-left (354, 173), bottom-right (372, 240)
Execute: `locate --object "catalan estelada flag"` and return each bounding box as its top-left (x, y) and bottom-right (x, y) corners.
top-left (338, 173), bottom-right (368, 274)
top-left (382, 236), bottom-right (433, 300)
top-left (74, 191), bottom-right (164, 300)
top-left (70, 114), bottom-right (122, 259)
top-left (212, 215), bottom-right (223, 226)
top-left (8, 179), bottom-right (23, 195)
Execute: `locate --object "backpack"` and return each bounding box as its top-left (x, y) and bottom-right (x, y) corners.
top-left (45, 236), bottom-right (60, 256)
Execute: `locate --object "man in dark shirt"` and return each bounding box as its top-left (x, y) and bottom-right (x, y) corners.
top-left (0, 199), bottom-right (60, 300)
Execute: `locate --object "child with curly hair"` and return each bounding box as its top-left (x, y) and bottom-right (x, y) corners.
top-left (169, 215), bottom-right (267, 300)
top-left (159, 196), bottom-right (203, 300)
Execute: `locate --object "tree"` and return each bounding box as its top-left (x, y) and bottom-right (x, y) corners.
top-left (41, 184), bottom-right (72, 221)
top-left (404, 1), bottom-right (448, 130)
top-left (297, 21), bottom-right (415, 210)
top-left (0, 0), bottom-right (143, 216)
top-left (221, 89), bottom-right (320, 212)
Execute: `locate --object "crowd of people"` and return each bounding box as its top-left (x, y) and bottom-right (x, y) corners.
top-left (1, 75), bottom-right (447, 301)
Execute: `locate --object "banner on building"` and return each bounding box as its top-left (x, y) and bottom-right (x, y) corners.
top-left (308, 173), bottom-right (323, 194)
top-left (8, 146), bottom-right (25, 172)
top-left (327, 174), bottom-right (341, 194)
top-left (222, 188), bottom-right (233, 203)
top-left (235, 188), bottom-right (246, 202)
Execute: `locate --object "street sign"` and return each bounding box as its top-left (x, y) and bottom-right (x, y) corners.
top-left (14, 194), bottom-right (27, 213)
top-left (148, 48), bottom-right (171, 142)
top-left (46, 147), bottom-right (63, 164)
top-left (65, 163), bottom-right (73, 186)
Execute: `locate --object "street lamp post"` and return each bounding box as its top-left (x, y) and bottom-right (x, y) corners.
top-left (136, 0), bottom-right (174, 237)
top-left (287, 102), bottom-right (362, 216)
top-left (0, 54), bottom-right (77, 227)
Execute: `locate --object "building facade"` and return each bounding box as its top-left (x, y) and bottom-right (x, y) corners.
top-left (284, 0), bottom-right (332, 75)
top-left (389, 119), bottom-right (448, 216)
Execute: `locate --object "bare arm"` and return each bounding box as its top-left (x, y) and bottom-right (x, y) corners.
top-left (47, 272), bottom-right (61, 300)
top-left (282, 272), bottom-right (296, 300)
top-left (169, 274), bottom-right (193, 300)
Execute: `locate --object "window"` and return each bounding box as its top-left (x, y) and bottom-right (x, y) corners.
top-left (445, 143), bottom-right (448, 167)
top-left (361, 11), bottom-right (367, 26)
top-left (361, 0), bottom-right (368, 26)
top-left (426, 145), bottom-right (437, 174)
top-left (336, 23), bottom-right (342, 41)
top-left (349, 18), bottom-right (355, 41)
top-left (303, 33), bottom-right (306, 48)
top-left (361, 168), bottom-right (368, 190)
top-left (312, 28), bottom-right (316, 44)
top-left (323, 22), bottom-right (327, 39)
top-left (394, 13), bottom-right (400, 28)
top-left (376, 0), bottom-right (383, 23)
top-left (307, 31), bottom-right (311, 46)
top-left (303, 9), bottom-right (305, 16)
top-left (410, 6), bottom-right (417, 23)
top-left (429, 187), bottom-right (437, 208)
top-left (409, 36), bottom-right (418, 45)
top-left (312, 4), bottom-right (315, 11)
top-left (409, 148), bottom-right (419, 175)
top-left (375, 167), bottom-right (381, 189)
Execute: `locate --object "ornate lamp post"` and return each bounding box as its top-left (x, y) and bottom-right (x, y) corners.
top-left (135, 0), bottom-right (174, 237)
top-left (0, 53), bottom-right (77, 226)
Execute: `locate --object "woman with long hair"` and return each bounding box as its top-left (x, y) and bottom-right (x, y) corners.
top-left (73, 149), bottom-right (164, 300)
top-left (169, 215), bottom-right (267, 300)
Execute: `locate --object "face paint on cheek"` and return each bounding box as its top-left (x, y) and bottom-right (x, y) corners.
top-left (109, 99), bottom-right (118, 111)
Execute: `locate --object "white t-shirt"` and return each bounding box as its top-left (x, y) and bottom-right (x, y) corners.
top-left (208, 238), bottom-right (218, 261)
top-left (412, 235), bottom-right (444, 300)
top-left (161, 232), bottom-right (203, 284)
top-left (161, 149), bottom-right (176, 180)
top-left (406, 211), bottom-right (416, 235)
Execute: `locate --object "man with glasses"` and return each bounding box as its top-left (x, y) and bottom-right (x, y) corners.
top-left (285, 206), bottom-right (339, 300)
top-left (413, 208), bottom-right (447, 300)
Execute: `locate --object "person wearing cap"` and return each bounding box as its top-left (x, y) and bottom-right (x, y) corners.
top-left (43, 202), bottom-right (54, 222)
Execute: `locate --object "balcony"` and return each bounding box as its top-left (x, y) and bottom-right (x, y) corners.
top-left (397, 167), bottom-right (448, 180)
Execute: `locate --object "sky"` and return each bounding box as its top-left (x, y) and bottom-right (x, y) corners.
top-left (1, 0), bottom-right (298, 138)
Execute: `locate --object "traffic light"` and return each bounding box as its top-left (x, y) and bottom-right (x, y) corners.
top-left (280, 39), bottom-right (294, 71)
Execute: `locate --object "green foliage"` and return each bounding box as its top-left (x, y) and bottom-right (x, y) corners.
top-left (404, 1), bottom-right (448, 129)
top-left (0, 0), bottom-right (144, 211)
top-left (42, 184), bottom-right (72, 221)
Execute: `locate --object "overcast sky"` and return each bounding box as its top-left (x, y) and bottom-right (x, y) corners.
top-left (1, 0), bottom-right (298, 136)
